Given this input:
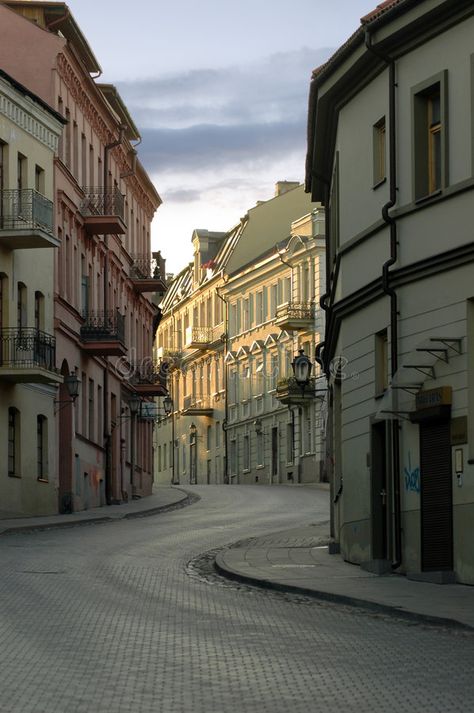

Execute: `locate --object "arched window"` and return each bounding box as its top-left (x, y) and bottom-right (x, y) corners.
top-left (34, 291), bottom-right (44, 332)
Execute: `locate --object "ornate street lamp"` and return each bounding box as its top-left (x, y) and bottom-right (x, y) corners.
top-left (189, 422), bottom-right (197, 438)
top-left (128, 393), bottom-right (142, 416)
top-left (54, 372), bottom-right (80, 412)
top-left (292, 348), bottom-right (312, 392)
top-left (64, 372), bottom-right (80, 401)
top-left (163, 394), bottom-right (173, 416)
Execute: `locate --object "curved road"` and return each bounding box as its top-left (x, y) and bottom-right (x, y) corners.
top-left (0, 485), bottom-right (472, 713)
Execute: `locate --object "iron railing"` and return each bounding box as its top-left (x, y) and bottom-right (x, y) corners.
top-left (276, 376), bottom-right (318, 397)
top-left (185, 326), bottom-right (213, 345)
top-left (129, 359), bottom-right (167, 387)
top-left (0, 327), bottom-right (56, 370)
top-left (183, 395), bottom-right (212, 410)
top-left (0, 189), bottom-right (54, 233)
top-left (80, 187), bottom-right (125, 219)
top-left (130, 253), bottom-right (166, 282)
top-left (275, 301), bottom-right (315, 321)
top-left (80, 310), bottom-right (125, 343)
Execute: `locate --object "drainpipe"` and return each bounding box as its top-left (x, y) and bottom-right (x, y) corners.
top-left (216, 281), bottom-right (229, 484)
top-left (365, 28), bottom-right (402, 570)
top-left (103, 125), bottom-right (126, 504)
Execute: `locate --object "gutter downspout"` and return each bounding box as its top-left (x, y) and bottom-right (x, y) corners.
top-left (216, 281), bottom-right (229, 484)
top-left (365, 28), bottom-right (402, 570)
top-left (103, 125), bottom-right (125, 504)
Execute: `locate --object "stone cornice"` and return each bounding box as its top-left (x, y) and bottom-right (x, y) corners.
top-left (0, 77), bottom-right (62, 151)
top-left (56, 52), bottom-right (114, 146)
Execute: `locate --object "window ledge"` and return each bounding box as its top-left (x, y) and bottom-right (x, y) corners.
top-left (256, 464), bottom-right (265, 469)
top-left (372, 177), bottom-right (387, 190)
top-left (415, 189), bottom-right (442, 205)
top-left (37, 478), bottom-right (49, 484)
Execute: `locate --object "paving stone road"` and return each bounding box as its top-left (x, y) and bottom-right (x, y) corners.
top-left (0, 485), bottom-right (473, 713)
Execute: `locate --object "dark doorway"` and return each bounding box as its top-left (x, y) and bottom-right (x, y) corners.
top-left (58, 360), bottom-right (73, 513)
top-left (420, 420), bottom-right (453, 571)
top-left (371, 421), bottom-right (388, 560)
top-left (190, 432), bottom-right (197, 484)
top-left (271, 426), bottom-right (278, 482)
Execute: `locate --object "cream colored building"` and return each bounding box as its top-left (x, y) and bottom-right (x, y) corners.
top-left (155, 183), bottom-right (326, 486)
top-left (222, 206), bottom-right (326, 485)
top-left (0, 69), bottom-right (64, 515)
top-left (306, 0), bottom-right (474, 584)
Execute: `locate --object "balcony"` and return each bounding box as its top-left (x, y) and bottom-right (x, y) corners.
top-left (0, 328), bottom-right (62, 384)
top-left (80, 187), bottom-right (126, 235)
top-left (130, 254), bottom-right (167, 293)
top-left (184, 324), bottom-right (225, 350)
top-left (0, 189), bottom-right (58, 249)
top-left (80, 310), bottom-right (126, 357)
top-left (275, 377), bottom-right (319, 405)
top-left (275, 302), bottom-right (315, 331)
top-left (129, 360), bottom-right (168, 397)
top-left (182, 395), bottom-right (214, 416)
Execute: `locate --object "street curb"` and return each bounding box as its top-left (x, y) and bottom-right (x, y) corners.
top-left (0, 488), bottom-right (198, 536)
top-left (214, 551), bottom-right (474, 633)
top-left (123, 489), bottom-right (200, 519)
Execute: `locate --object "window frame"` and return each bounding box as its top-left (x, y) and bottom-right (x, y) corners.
top-left (411, 70), bottom-right (448, 202)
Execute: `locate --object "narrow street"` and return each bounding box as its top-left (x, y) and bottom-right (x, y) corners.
top-left (0, 486), bottom-right (472, 713)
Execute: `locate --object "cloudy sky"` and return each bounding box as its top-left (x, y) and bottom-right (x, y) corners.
top-left (68, 0), bottom-right (377, 273)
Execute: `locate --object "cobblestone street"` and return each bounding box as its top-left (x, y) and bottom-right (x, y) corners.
top-left (0, 485), bottom-right (473, 713)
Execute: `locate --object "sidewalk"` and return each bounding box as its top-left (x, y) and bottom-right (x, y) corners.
top-left (215, 523), bottom-right (474, 631)
top-left (0, 486), bottom-right (191, 535)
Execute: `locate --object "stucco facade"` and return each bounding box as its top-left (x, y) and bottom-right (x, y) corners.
top-left (0, 69), bottom-right (64, 516)
top-left (0, 2), bottom-right (165, 513)
top-left (306, 0), bottom-right (474, 583)
top-left (155, 184), bottom-right (326, 487)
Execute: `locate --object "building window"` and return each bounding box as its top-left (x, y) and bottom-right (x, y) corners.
top-left (215, 422), bottom-right (220, 448)
top-left (206, 425), bottom-right (212, 451)
top-left (375, 328), bottom-right (389, 396)
top-left (158, 445), bottom-right (162, 472)
top-left (8, 408), bottom-right (20, 477)
top-left (37, 415), bottom-right (48, 481)
top-left (17, 283), bottom-right (27, 329)
top-left (373, 117), bottom-right (386, 186)
top-left (412, 72), bottom-right (448, 200)
top-left (35, 165), bottom-right (45, 194)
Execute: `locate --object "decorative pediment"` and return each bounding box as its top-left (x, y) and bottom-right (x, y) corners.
top-left (224, 351), bottom-right (237, 363)
top-left (249, 339), bottom-right (264, 354)
top-left (264, 333), bottom-right (279, 347)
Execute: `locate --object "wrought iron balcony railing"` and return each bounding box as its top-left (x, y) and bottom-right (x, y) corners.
top-left (130, 254), bottom-right (166, 282)
top-left (182, 395), bottom-right (213, 411)
top-left (0, 327), bottom-right (56, 370)
top-left (80, 187), bottom-right (125, 219)
top-left (80, 310), bottom-right (125, 343)
top-left (185, 326), bottom-right (216, 348)
top-left (275, 301), bottom-right (315, 321)
top-left (129, 360), bottom-right (167, 387)
top-left (275, 376), bottom-right (318, 403)
top-left (0, 189), bottom-right (54, 233)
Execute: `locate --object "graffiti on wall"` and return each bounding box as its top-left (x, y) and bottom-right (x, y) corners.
top-left (404, 451), bottom-right (420, 493)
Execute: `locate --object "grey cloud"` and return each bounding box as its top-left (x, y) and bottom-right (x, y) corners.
top-left (117, 47), bottom-right (331, 129)
top-left (138, 119), bottom-right (306, 175)
top-left (163, 188), bottom-right (203, 203)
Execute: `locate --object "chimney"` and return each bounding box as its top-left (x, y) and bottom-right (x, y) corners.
top-left (274, 181), bottom-right (300, 197)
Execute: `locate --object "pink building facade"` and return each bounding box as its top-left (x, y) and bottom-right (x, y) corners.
top-left (0, 2), bottom-right (166, 511)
